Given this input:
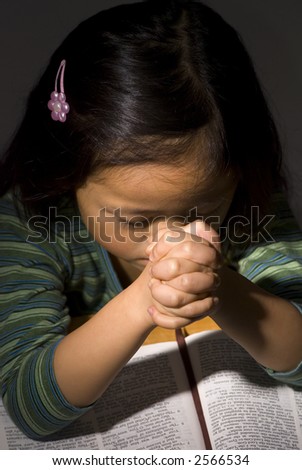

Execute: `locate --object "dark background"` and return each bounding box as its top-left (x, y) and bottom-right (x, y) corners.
top-left (1, 0), bottom-right (301, 224)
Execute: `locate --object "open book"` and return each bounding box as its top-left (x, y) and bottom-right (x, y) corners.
top-left (1, 330), bottom-right (302, 450)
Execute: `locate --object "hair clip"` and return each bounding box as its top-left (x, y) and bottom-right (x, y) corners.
top-left (48, 60), bottom-right (70, 122)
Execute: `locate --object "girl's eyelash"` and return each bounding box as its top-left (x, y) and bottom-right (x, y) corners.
top-left (119, 218), bottom-right (150, 228)
top-left (128, 220), bottom-right (150, 228)
top-left (118, 204), bottom-right (223, 229)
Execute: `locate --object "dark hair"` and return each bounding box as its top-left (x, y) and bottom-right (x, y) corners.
top-left (0, 0), bottom-right (282, 219)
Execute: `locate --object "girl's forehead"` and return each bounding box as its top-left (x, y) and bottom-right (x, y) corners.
top-left (89, 164), bottom-right (236, 212)
top-left (92, 163), bottom-right (203, 197)
top-left (90, 129), bottom-right (226, 199)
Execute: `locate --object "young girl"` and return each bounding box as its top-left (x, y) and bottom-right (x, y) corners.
top-left (1, 0), bottom-right (302, 440)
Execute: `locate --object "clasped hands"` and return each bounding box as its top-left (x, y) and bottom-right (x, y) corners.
top-left (145, 221), bottom-right (222, 329)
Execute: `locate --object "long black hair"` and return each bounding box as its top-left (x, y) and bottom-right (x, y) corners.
top-left (0, 0), bottom-right (282, 218)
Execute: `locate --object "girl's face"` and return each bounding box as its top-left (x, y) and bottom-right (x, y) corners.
top-left (76, 163), bottom-right (236, 274)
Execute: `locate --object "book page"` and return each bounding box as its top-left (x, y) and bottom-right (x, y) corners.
top-left (293, 388), bottom-right (302, 435)
top-left (0, 341), bottom-right (205, 450)
top-left (186, 330), bottom-right (302, 450)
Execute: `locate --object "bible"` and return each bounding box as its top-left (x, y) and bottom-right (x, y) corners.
top-left (1, 330), bottom-right (302, 450)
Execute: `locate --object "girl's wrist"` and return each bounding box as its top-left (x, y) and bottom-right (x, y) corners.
top-left (120, 269), bottom-right (157, 333)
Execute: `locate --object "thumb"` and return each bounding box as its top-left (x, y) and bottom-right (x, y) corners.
top-left (182, 220), bottom-right (221, 253)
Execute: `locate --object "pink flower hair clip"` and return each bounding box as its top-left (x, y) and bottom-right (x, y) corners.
top-left (48, 60), bottom-right (70, 122)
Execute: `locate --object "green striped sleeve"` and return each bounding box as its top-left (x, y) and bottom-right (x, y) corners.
top-left (235, 192), bottom-right (302, 386)
top-left (0, 193), bottom-right (121, 439)
top-left (0, 206), bottom-right (94, 439)
top-left (236, 193), bottom-right (302, 309)
top-left (3, 342), bottom-right (92, 439)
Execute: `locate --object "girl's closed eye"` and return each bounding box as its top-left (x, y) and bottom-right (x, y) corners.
top-left (129, 219), bottom-right (150, 229)
top-left (121, 216), bottom-right (184, 233)
top-left (121, 217), bottom-right (151, 230)
top-left (126, 216), bottom-right (188, 231)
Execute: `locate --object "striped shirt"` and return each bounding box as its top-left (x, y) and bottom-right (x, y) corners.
top-left (1, 190), bottom-right (302, 439)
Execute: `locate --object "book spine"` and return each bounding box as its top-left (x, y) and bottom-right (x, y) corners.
top-left (176, 329), bottom-right (212, 450)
